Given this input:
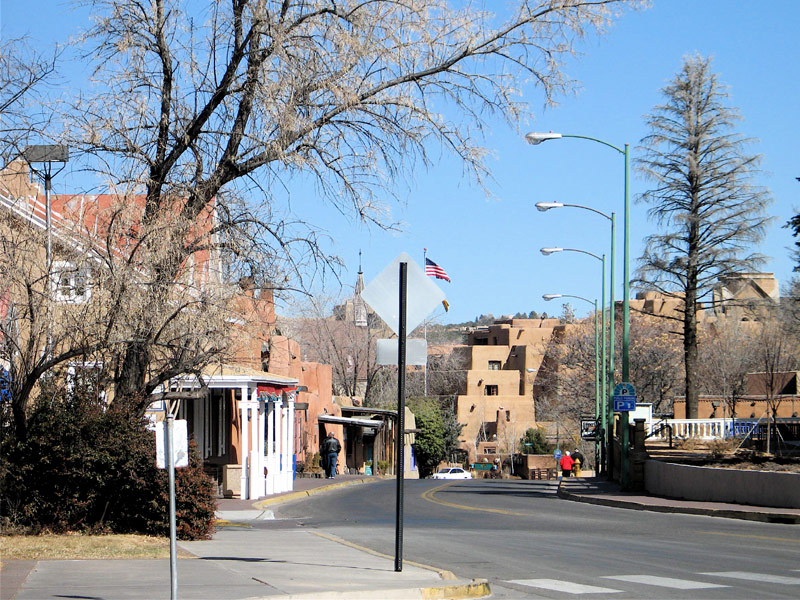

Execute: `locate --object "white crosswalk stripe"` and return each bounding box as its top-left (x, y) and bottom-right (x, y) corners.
top-left (506, 570), bottom-right (800, 596)
top-left (603, 575), bottom-right (727, 590)
top-left (701, 571), bottom-right (800, 585)
top-left (508, 579), bottom-right (621, 594)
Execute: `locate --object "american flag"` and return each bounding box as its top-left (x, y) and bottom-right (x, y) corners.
top-left (425, 258), bottom-right (450, 282)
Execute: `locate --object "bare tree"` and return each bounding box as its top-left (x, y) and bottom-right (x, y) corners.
top-left (629, 312), bottom-right (683, 415)
top-left (0, 38), bottom-right (58, 157)
top-left (279, 295), bottom-right (379, 398)
top-left (698, 318), bottom-right (758, 431)
top-left (754, 320), bottom-right (800, 455)
top-left (54, 0), bottom-right (641, 409)
top-left (636, 54), bottom-right (772, 419)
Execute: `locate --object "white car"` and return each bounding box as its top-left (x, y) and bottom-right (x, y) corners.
top-left (432, 467), bottom-right (472, 480)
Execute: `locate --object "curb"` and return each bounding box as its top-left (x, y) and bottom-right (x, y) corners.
top-left (247, 579), bottom-right (491, 600)
top-left (557, 482), bottom-right (800, 524)
top-left (253, 476), bottom-right (385, 509)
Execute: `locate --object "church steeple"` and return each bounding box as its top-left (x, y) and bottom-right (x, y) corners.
top-left (353, 250), bottom-right (367, 327)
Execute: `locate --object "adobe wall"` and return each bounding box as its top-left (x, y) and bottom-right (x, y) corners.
top-left (672, 397), bottom-right (800, 419)
top-left (645, 460), bottom-right (800, 509)
top-left (456, 395), bottom-right (536, 462)
top-left (464, 369), bottom-right (521, 397)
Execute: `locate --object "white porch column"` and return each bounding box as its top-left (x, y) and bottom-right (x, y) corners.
top-left (249, 386), bottom-right (262, 500)
top-left (278, 398), bottom-right (288, 492)
top-left (268, 399), bottom-right (278, 494)
top-left (257, 390), bottom-right (266, 498)
top-left (284, 394), bottom-right (295, 491)
top-left (239, 385), bottom-right (249, 499)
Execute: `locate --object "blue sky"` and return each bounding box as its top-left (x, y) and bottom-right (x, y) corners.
top-left (3, 1), bottom-right (798, 325)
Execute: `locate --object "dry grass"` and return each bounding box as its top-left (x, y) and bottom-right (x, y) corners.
top-left (0, 534), bottom-right (196, 560)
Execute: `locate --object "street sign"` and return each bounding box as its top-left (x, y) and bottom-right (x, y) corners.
top-left (613, 396), bottom-right (636, 412)
top-left (360, 252), bottom-right (445, 335)
top-left (156, 419), bottom-right (189, 468)
top-left (377, 338), bottom-right (428, 365)
top-left (553, 449), bottom-right (562, 461)
top-left (613, 382), bottom-right (636, 397)
top-left (471, 463), bottom-right (493, 471)
top-left (580, 419), bottom-right (597, 440)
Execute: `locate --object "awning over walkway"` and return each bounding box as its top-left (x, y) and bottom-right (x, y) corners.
top-left (317, 414), bottom-right (384, 430)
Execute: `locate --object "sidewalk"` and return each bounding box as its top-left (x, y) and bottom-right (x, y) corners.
top-left (558, 476), bottom-right (800, 524)
top-left (4, 475), bottom-right (490, 600)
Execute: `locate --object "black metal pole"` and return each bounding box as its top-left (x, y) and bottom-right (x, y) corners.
top-left (394, 262), bottom-right (407, 572)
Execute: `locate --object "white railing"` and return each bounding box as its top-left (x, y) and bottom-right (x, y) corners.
top-left (646, 418), bottom-right (747, 441)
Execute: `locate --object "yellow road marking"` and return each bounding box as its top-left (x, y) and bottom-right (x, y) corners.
top-left (700, 531), bottom-right (800, 544)
top-left (421, 482), bottom-right (531, 516)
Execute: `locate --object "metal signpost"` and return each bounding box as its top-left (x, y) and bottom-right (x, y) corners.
top-left (156, 413), bottom-right (189, 599)
top-left (612, 382), bottom-right (636, 489)
top-left (360, 252), bottom-right (445, 572)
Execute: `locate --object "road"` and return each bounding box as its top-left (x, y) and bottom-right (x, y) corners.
top-left (272, 478), bottom-right (800, 599)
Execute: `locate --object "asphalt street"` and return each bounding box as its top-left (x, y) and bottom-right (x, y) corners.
top-left (272, 478), bottom-right (800, 599)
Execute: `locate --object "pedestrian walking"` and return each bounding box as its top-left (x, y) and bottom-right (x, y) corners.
top-left (572, 449), bottom-right (585, 477)
top-left (559, 451), bottom-right (574, 478)
top-left (321, 432), bottom-right (341, 478)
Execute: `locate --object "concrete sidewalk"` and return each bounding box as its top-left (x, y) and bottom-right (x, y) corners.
top-left (3, 475), bottom-right (489, 600)
top-left (558, 476), bottom-right (800, 524)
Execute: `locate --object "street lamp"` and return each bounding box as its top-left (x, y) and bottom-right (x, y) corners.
top-left (527, 131), bottom-right (632, 489)
top-left (536, 202), bottom-right (615, 477)
top-left (23, 144), bottom-right (69, 355)
top-left (542, 247), bottom-right (607, 472)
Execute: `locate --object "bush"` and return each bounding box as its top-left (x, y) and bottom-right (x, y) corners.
top-left (0, 390), bottom-right (215, 539)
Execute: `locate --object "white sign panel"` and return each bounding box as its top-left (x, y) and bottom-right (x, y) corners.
top-left (360, 252), bottom-right (445, 335)
top-left (156, 419), bottom-right (189, 469)
top-left (377, 338), bottom-right (428, 366)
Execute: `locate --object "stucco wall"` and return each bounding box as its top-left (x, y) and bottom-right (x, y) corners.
top-left (645, 460), bottom-right (800, 509)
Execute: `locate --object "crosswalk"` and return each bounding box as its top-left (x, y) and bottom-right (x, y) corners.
top-left (507, 570), bottom-right (800, 595)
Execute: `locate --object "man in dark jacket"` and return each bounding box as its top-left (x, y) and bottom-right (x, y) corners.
top-left (321, 432), bottom-right (341, 478)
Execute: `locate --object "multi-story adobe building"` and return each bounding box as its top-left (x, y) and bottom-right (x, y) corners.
top-left (452, 317), bottom-right (567, 463)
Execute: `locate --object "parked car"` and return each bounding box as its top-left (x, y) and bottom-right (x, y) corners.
top-left (432, 467), bottom-right (472, 480)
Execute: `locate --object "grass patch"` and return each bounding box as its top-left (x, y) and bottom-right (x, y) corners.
top-left (0, 534), bottom-right (196, 560)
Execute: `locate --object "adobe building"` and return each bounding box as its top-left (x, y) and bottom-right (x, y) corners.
top-left (630, 272), bottom-right (779, 323)
top-left (0, 159), bottom-right (338, 500)
top-left (454, 317), bottom-right (566, 463)
top-left (673, 371), bottom-right (800, 420)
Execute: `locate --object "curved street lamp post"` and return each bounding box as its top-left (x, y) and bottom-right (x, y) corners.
top-left (537, 204), bottom-right (615, 475)
top-left (528, 132), bottom-right (632, 488)
top-left (541, 249), bottom-right (606, 473)
top-left (542, 293), bottom-right (600, 468)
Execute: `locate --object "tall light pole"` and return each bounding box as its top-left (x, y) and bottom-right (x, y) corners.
top-left (543, 292), bottom-right (599, 469)
top-left (23, 144), bottom-right (69, 355)
top-left (527, 132), bottom-right (631, 488)
top-left (536, 202), bottom-right (615, 476)
top-left (541, 249), bottom-right (605, 473)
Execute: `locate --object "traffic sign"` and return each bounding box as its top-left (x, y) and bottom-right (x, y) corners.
top-left (613, 396), bottom-right (636, 412)
top-left (553, 449), bottom-right (562, 460)
top-left (613, 382), bottom-right (636, 397)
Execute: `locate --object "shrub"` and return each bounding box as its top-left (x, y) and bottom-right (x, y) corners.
top-left (0, 390), bottom-right (215, 539)
top-left (377, 460), bottom-right (389, 475)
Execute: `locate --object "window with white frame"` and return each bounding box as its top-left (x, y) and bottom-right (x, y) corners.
top-left (52, 261), bottom-right (91, 303)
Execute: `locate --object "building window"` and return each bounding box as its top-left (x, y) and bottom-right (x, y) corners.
top-left (484, 385), bottom-right (498, 396)
top-left (52, 261), bottom-right (91, 303)
top-left (488, 361), bottom-right (501, 371)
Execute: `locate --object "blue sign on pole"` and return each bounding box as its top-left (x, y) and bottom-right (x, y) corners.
top-left (553, 449), bottom-right (562, 461)
top-left (613, 396), bottom-right (636, 412)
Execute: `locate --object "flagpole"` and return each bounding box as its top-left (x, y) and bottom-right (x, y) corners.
top-left (423, 248), bottom-right (428, 397)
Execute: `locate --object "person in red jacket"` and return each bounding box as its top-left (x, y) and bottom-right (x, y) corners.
top-left (559, 451), bottom-right (574, 478)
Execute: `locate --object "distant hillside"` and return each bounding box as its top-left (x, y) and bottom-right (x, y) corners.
top-left (412, 310), bottom-right (552, 345)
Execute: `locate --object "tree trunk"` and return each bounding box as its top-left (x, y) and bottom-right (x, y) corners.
top-left (684, 281), bottom-right (699, 419)
top-left (115, 340), bottom-right (151, 414)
